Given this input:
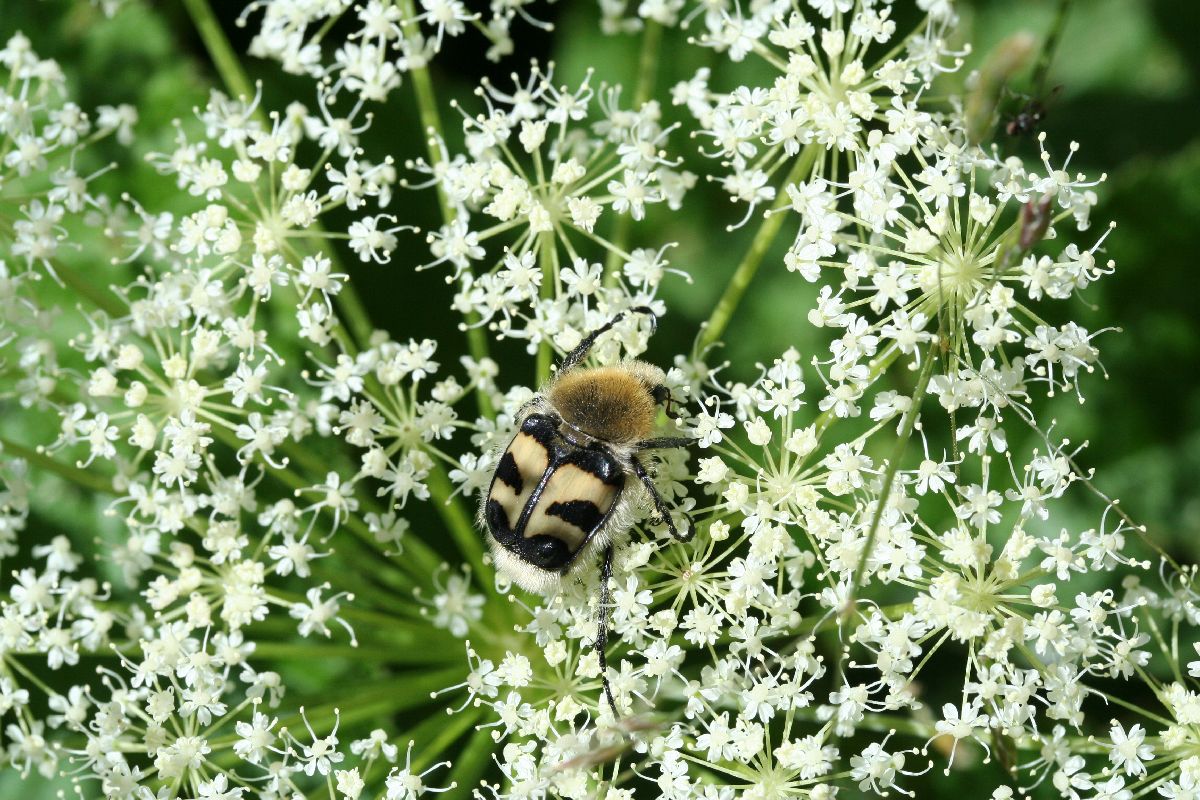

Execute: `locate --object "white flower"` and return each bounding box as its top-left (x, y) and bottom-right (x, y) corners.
top-left (1107, 722), bottom-right (1155, 777)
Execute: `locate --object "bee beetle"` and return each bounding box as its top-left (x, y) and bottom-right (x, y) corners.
top-left (480, 306), bottom-right (693, 713)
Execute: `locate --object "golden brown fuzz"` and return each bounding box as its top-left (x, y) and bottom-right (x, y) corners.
top-left (548, 365), bottom-right (658, 444)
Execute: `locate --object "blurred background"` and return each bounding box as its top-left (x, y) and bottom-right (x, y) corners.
top-left (2, 0), bottom-right (1198, 795)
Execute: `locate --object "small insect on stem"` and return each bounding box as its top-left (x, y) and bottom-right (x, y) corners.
top-left (478, 306), bottom-right (696, 718)
top-left (1005, 84), bottom-right (1063, 138)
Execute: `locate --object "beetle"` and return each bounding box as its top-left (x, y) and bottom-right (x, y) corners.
top-left (480, 306), bottom-right (693, 713)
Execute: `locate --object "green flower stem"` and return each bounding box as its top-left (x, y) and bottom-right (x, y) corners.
top-left (1032, 0), bottom-right (1073, 94)
top-left (276, 437), bottom-right (344, 483)
top-left (401, 2), bottom-right (495, 419)
top-left (54, 260), bottom-right (125, 318)
top-left (536, 232), bottom-right (555, 385)
top-left (325, 274), bottom-right (378, 350)
top-left (603, 20), bottom-right (663, 283)
top-left (406, 705), bottom-right (484, 771)
top-left (1143, 609), bottom-right (1186, 686)
top-left (3, 655), bottom-right (57, 698)
top-left (425, 461), bottom-right (489, 587)
top-left (408, 61), bottom-right (453, 223)
top-left (248, 639), bottom-right (460, 664)
top-left (632, 21), bottom-right (664, 107)
top-left (0, 436), bottom-right (113, 494)
top-left (446, 726), bottom-right (497, 796)
top-left (842, 341), bottom-right (939, 617)
top-left (698, 145), bottom-right (818, 353)
top-left (180, 0), bottom-right (254, 101)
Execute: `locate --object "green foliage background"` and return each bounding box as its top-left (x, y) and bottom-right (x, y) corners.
top-left (2, 0), bottom-right (1198, 796)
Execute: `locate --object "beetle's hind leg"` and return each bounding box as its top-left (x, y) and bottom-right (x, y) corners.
top-left (630, 455), bottom-right (695, 543)
top-left (596, 543), bottom-right (619, 718)
top-left (636, 436), bottom-right (696, 451)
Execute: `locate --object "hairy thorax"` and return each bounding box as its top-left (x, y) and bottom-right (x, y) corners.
top-left (547, 361), bottom-right (664, 445)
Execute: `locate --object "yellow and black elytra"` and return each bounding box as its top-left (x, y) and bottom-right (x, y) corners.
top-left (480, 306), bottom-right (694, 716)
top-left (485, 413), bottom-right (625, 569)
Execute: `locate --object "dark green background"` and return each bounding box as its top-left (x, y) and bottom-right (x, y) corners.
top-left (2, 0), bottom-right (1198, 795)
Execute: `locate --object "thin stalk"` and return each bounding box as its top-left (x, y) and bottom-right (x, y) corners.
top-left (698, 145), bottom-right (818, 352)
top-left (55, 260), bottom-right (126, 317)
top-left (407, 706), bottom-right (483, 772)
top-left (409, 63), bottom-right (453, 224)
top-left (4, 655), bottom-right (58, 697)
top-left (842, 341), bottom-right (938, 616)
top-left (403, 6), bottom-right (495, 418)
top-left (603, 20), bottom-right (663, 283)
top-left (426, 462), bottom-right (488, 587)
top-left (446, 726), bottom-right (496, 797)
top-left (632, 21), bottom-right (663, 108)
top-left (325, 274), bottom-right (377, 350)
top-left (0, 436), bottom-right (113, 494)
top-left (180, 0), bottom-right (254, 101)
top-left (1032, 0), bottom-right (1073, 94)
top-left (536, 232), bottom-right (555, 385)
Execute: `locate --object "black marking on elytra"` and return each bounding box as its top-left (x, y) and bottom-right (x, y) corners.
top-left (520, 413), bottom-right (558, 445)
top-left (486, 499), bottom-right (512, 539)
top-left (546, 499), bottom-right (605, 533)
top-left (564, 447), bottom-right (624, 487)
top-left (494, 451), bottom-right (523, 493)
top-left (527, 535), bottom-right (571, 569)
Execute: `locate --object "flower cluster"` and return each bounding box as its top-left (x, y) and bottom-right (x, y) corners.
top-left (0, 32), bottom-right (134, 282)
top-left (0, 1), bottom-right (1191, 800)
top-left (0, 30), bottom-right (467, 800)
top-left (242, 0), bottom-right (551, 100)
top-left (676, 0), bottom-right (962, 224)
top-left (415, 62), bottom-right (694, 358)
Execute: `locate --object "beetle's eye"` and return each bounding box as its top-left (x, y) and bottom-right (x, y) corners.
top-left (528, 536), bottom-right (570, 569)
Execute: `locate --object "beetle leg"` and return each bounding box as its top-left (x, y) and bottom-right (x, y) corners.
top-left (596, 543), bottom-right (619, 718)
top-left (630, 455), bottom-right (694, 542)
top-left (635, 436), bottom-right (696, 451)
top-left (557, 306), bottom-right (657, 373)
